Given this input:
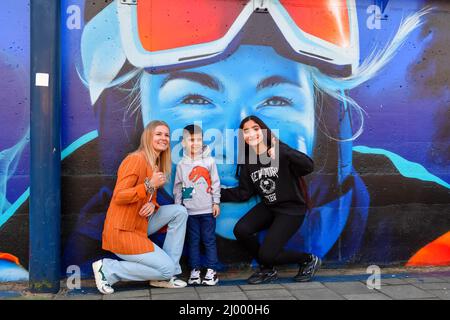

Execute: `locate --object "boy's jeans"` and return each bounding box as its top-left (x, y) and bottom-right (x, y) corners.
top-left (187, 213), bottom-right (218, 270)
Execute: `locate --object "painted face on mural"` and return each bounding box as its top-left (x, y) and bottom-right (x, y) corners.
top-left (141, 45), bottom-right (315, 158)
top-left (140, 45), bottom-right (315, 237)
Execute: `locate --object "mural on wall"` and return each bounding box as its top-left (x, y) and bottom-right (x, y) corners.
top-left (1, 0), bottom-right (449, 281)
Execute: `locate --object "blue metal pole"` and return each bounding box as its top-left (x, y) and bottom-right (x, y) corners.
top-left (30, 0), bottom-right (61, 293)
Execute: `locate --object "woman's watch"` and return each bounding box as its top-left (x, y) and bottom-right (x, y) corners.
top-left (144, 177), bottom-right (156, 195)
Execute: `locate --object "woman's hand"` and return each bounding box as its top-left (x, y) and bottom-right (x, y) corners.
top-left (139, 202), bottom-right (156, 218)
top-left (212, 204), bottom-right (220, 218)
top-left (267, 137), bottom-right (277, 160)
top-left (150, 166), bottom-right (166, 188)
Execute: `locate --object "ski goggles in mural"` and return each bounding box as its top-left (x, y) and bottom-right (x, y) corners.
top-left (117, 0), bottom-right (359, 76)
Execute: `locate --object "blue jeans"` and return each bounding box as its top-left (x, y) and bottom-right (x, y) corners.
top-left (187, 214), bottom-right (218, 270)
top-left (102, 204), bottom-right (188, 285)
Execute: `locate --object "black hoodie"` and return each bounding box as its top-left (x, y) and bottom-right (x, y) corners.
top-left (221, 142), bottom-right (314, 215)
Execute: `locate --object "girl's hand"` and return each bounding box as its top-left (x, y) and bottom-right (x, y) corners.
top-left (212, 204), bottom-right (220, 218)
top-left (267, 137), bottom-right (277, 160)
top-left (150, 166), bottom-right (166, 188)
top-left (139, 202), bottom-right (156, 218)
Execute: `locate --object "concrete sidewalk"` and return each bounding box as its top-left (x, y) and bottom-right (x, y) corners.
top-left (1, 267), bottom-right (450, 300)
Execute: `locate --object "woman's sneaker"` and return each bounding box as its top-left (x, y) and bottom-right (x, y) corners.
top-left (150, 276), bottom-right (187, 288)
top-left (247, 268), bottom-right (278, 285)
top-left (294, 254), bottom-right (321, 282)
top-left (92, 259), bottom-right (114, 295)
top-left (202, 269), bottom-right (219, 286)
top-left (188, 268), bottom-right (202, 285)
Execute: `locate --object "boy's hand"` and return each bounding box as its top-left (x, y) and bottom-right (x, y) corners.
top-left (212, 204), bottom-right (220, 218)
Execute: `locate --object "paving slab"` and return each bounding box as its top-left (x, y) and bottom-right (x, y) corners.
top-left (245, 289), bottom-right (294, 300)
top-left (282, 282), bottom-right (325, 290)
top-left (151, 287), bottom-right (196, 295)
top-left (123, 296), bottom-right (151, 300)
top-left (239, 284), bottom-right (284, 291)
top-left (152, 292), bottom-right (200, 300)
top-left (411, 282), bottom-right (450, 291)
top-left (198, 292), bottom-right (248, 300)
top-left (428, 290), bottom-right (450, 300)
top-left (103, 289), bottom-right (150, 300)
top-left (376, 285), bottom-right (438, 300)
top-left (251, 296), bottom-right (297, 300)
top-left (195, 285), bottom-right (242, 294)
top-left (290, 288), bottom-right (344, 300)
top-left (324, 282), bottom-right (375, 295)
top-left (343, 293), bottom-right (392, 300)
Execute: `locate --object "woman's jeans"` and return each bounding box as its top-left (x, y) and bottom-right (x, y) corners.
top-left (102, 204), bottom-right (188, 285)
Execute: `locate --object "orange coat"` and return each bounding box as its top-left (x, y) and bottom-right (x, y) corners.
top-left (102, 152), bottom-right (160, 255)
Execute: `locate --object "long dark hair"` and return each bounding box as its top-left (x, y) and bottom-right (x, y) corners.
top-left (236, 115), bottom-right (278, 176)
top-left (236, 115), bottom-right (312, 209)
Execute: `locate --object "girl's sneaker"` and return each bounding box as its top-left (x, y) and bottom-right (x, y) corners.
top-left (247, 268), bottom-right (278, 285)
top-left (294, 254), bottom-right (321, 282)
top-left (188, 268), bottom-right (202, 285)
top-left (202, 268), bottom-right (219, 286)
top-left (92, 259), bottom-right (114, 295)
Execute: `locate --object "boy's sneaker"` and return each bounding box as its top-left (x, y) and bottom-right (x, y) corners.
top-left (294, 254), bottom-right (321, 282)
top-left (92, 259), bottom-right (114, 295)
top-left (247, 268), bottom-right (278, 285)
top-left (150, 276), bottom-right (187, 288)
top-left (188, 268), bottom-right (202, 285)
top-left (202, 269), bottom-right (219, 286)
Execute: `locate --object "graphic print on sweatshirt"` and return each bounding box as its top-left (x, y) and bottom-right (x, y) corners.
top-left (250, 167), bottom-right (279, 203)
top-left (182, 166), bottom-right (212, 200)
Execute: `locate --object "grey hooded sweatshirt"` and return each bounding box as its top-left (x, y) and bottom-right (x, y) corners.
top-left (173, 145), bottom-right (221, 215)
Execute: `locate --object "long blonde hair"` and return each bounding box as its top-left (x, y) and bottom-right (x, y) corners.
top-left (134, 120), bottom-right (171, 177)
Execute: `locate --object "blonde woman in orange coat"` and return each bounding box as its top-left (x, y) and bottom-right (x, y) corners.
top-left (92, 120), bottom-right (188, 294)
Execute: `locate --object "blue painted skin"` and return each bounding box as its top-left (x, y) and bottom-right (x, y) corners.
top-left (0, 260), bottom-right (28, 282)
top-left (141, 45), bottom-right (316, 240)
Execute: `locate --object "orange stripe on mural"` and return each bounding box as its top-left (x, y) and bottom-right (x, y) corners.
top-left (0, 253), bottom-right (20, 265)
top-left (406, 232), bottom-right (450, 266)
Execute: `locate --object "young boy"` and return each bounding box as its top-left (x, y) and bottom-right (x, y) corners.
top-left (174, 124), bottom-right (221, 286)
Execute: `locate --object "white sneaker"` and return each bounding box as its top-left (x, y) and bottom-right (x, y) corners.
top-left (188, 268), bottom-right (202, 285)
top-left (202, 269), bottom-right (219, 286)
top-left (92, 259), bottom-right (114, 295)
top-left (150, 276), bottom-right (187, 288)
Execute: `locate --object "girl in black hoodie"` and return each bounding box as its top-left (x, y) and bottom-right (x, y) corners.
top-left (221, 116), bottom-right (321, 284)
